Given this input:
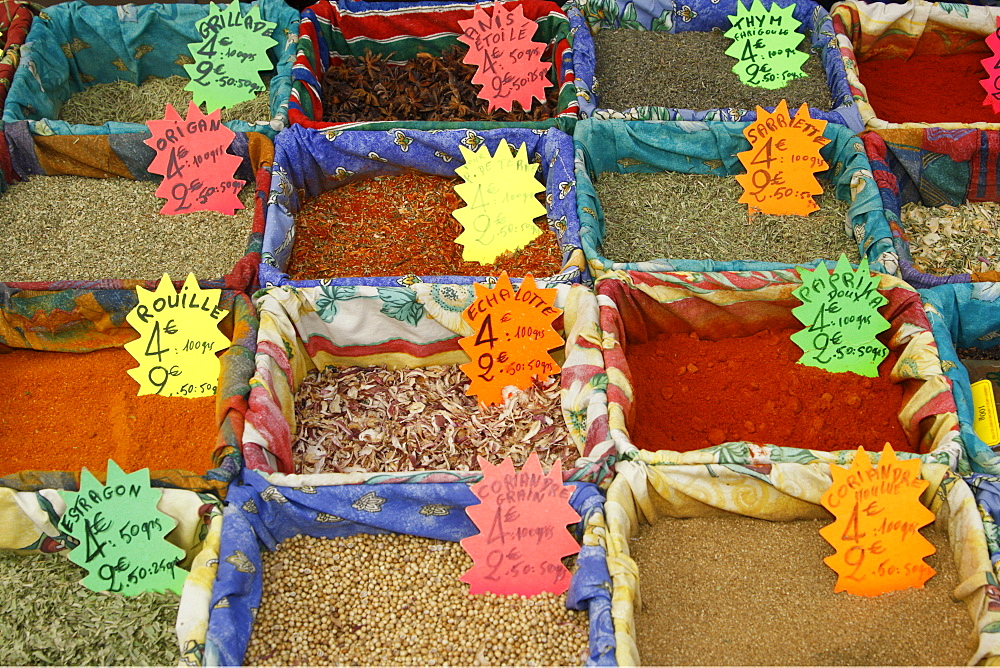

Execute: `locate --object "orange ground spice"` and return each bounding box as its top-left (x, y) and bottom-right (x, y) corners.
top-left (0, 348), bottom-right (217, 476)
top-left (287, 172), bottom-right (565, 279)
top-left (627, 329), bottom-right (911, 453)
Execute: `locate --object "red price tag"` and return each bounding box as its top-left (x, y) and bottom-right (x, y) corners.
top-left (460, 453), bottom-right (580, 596)
top-left (144, 102), bottom-right (245, 216)
top-left (981, 17), bottom-right (1000, 114)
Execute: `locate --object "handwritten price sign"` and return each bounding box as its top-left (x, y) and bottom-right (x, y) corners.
top-left (724, 0), bottom-right (808, 89)
top-left (736, 100), bottom-right (829, 216)
top-left (461, 454), bottom-right (580, 596)
top-left (457, 0), bottom-right (552, 112)
top-left (981, 17), bottom-right (1000, 114)
top-left (791, 255), bottom-right (890, 377)
top-left (144, 101), bottom-right (245, 216)
top-left (184, 2), bottom-right (277, 112)
top-left (820, 445), bottom-right (937, 597)
top-left (124, 273), bottom-right (231, 398)
top-left (59, 461), bottom-right (188, 595)
top-left (459, 272), bottom-right (563, 407)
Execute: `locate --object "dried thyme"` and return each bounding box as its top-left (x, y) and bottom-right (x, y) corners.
top-left (593, 31), bottom-right (830, 112)
top-left (0, 551), bottom-right (180, 666)
top-left (595, 171), bottom-right (857, 264)
top-left (0, 176), bottom-right (255, 282)
top-left (900, 200), bottom-right (1000, 276)
top-left (58, 75), bottom-right (272, 125)
top-left (292, 365), bottom-right (577, 474)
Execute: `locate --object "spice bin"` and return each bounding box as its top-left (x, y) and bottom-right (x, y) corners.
top-left (0, 285), bottom-right (257, 496)
top-left (574, 118), bottom-right (898, 277)
top-left (261, 124), bottom-right (586, 287)
top-left (244, 281), bottom-right (613, 485)
top-left (864, 128), bottom-right (1000, 288)
top-left (832, 1), bottom-right (1000, 131)
top-left (597, 269), bottom-right (968, 470)
top-left (567, 0), bottom-right (861, 130)
top-left (1, 0), bottom-right (298, 150)
top-left (919, 282), bottom-right (1000, 474)
top-left (605, 459), bottom-right (997, 664)
top-left (203, 470), bottom-right (615, 665)
top-left (0, 131), bottom-right (271, 291)
top-left (290, 0), bottom-right (578, 131)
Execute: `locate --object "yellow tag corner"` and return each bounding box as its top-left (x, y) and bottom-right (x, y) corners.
top-left (971, 379), bottom-right (1000, 446)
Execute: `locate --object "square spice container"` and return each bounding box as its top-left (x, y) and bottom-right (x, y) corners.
top-left (244, 281), bottom-right (613, 486)
top-left (574, 117), bottom-right (899, 277)
top-left (203, 470), bottom-right (615, 665)
top-left (261, 124), bottom-right (587, 287)
top-left (0, 284), bottom-right (257, 498)
top-left (0, 131), bottom-right (272, 292)
top-left (864, 128), bottom-right (1000, 288)
top-left (919, 281), bottom-right (1000, 475)
top-left (0, 0), bottom-right (299, 154)
top-left (596, 268), bottom-right (969, 471)
top-left (604, 459), bottom-right (998, 664)
top-left (832, 1), bottom-right (1000, 131)
top-left (289, 0), bottom-right (579, 132)
top-left (566, 0), bottom-right (862, 130)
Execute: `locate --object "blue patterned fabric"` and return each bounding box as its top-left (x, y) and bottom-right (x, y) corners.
top-left (3, 0), bottom-right (298, 137)
top-left (206, 470), bottom-right (616, 666)
top-left (919, 283), bottom-right (1000, 474)
top-left (261, 124), bottom-right (587, 287)
top-left (565, 0), bottom-right (863, 131)
top-left (967, 473), bottom-right (1000, 569)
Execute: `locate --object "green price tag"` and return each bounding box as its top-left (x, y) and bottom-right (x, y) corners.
top-left (184, 2), bottom-right (278, 112)
top-left (724, 0), bottom-right (809, 89)
top-left (58, 461), bottom-right (188, 595)
top-left (791, 255), bottom-right (891, 377)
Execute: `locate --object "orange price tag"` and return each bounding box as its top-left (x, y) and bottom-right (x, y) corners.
top-left (460, 453), bottom-right (580, 596)
top-left (459, 272), bottom-right (563, 407)
top-left (820, 444), bottom-right (936, 597)
top-left (735, 99), bottom-right (830, 216)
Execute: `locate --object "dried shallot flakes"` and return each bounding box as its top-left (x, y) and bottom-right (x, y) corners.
top-left (291, 364), bottom-right (576, 474)
top-left (901, 200), bottom-right (1000, 275)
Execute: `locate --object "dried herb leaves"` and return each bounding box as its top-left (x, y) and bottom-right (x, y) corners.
top-left (595, 171), bottom-right (857, 264)
top-left (901, 201), bottom-right (1000, 276)
top-left (292, 365), bottom-right (576, 474)
top-left (321, 46), bottom-right (558, 122)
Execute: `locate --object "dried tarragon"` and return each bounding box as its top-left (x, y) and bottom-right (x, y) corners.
top-left (901, 200), bottom-right (1000, 275)
top-left (292, 364), bottom-right (576, 474)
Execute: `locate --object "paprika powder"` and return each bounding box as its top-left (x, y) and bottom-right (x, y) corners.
top-left (626, 329), bottom-right (910, 452)
top-left (287, 172), bottom-right (564, 279)
top-left (0, 348), bottom-right (217, 477)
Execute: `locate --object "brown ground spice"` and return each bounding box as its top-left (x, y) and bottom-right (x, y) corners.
top-left (631, 515), bottom-right (977, 666)
top-left (626, 329), bottom-right (910, 453)
top-left (0, 348), bottom-right (217, 476)
top-left (287, 172), bottom-right (564, 279)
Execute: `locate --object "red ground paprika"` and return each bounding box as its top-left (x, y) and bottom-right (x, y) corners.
top-left (858, 52), bottom-right (1000, 124)
top-left (626, 329), bottom-right (911, 453)
top-left (0, 348), bottom-right (218, 476)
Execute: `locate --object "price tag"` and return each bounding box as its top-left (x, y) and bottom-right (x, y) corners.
top-left (456, 0), bottom-right (552, 112)
top-left (972, 379), bottom-right (1000, 446)
top-left (980, 18), bottom-right (1000, 114)
top-left (144, 101), bottom-right (245, 216)
top-left (459, 272), bottom-right (563, 407)
top-left (735, 100), bottom-right (830, 216)
top-left (460, 453), bottom-right (580, 596)
top-left (124, 273), bottom-right (231, 398)
top-left (790, 255), bottom-right (890, 377)
top-left (724, 0), bottom-right (809, 89)
top-left (820, 444), bottom-right (937, 597)
top-left (184, 2), bottom-right (277, 112)
top-left (453, 138), bottom-right (547, 265)
top-left (58, 460), bottom-right (188, 595)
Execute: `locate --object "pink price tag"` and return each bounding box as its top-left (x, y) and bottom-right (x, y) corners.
top-left (456, 0), bottom-right (552, 112)
top-left (981, 17), bottom-right (1000, 114)
top-left (144, 102), bottom-right (246, 216)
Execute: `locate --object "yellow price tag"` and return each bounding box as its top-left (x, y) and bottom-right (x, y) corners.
top-left (971, 379), bottom-right (1000, 446)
